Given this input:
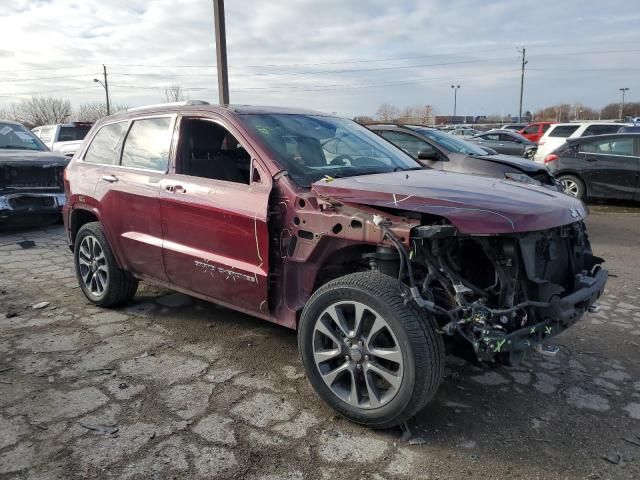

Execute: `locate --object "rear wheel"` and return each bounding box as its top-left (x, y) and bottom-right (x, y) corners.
top-left (298, 272), bottom-right (444, 428)
top-left (74, 222), bottom-right (138, 307)
top-left (558, 174), bottom-right (586, 200)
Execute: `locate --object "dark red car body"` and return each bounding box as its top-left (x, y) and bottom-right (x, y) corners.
top-left (63, 103), bottom-right (605, 349)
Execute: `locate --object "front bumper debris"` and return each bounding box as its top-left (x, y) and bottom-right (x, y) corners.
top-left (474, 268), bottom-right (608, 361)
top-left (0, 192), bottom-right (65, 223)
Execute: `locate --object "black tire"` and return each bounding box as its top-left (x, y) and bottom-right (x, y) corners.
top-left (74, 222), bottom-right (138, 307)
top-left (298, 272), bottom-right (444, 428)
top-left (558, 174), bottom-right (586, 200)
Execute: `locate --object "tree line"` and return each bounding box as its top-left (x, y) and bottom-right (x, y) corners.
top-left (0, 85), bottom-right (189, 128)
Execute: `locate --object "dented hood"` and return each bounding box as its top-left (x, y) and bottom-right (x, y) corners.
top-left (312, 170), bottom-right (586, 234)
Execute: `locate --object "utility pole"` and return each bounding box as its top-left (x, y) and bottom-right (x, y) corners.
top-left (93, 65), bottom-right (110, 116)
top-left (451, 85), bottom-right (460, 124)
top-left (619, 87), bottom-right (630, 120)
top-left (213, 0), bottom-right (229, 105)
top-left (518, 47), bottom-right (527, 123)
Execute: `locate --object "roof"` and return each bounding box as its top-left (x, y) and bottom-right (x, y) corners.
top-left (0, 119), bottom-right (23, 126)
top-left (566, 133), bottom-right (640, 143)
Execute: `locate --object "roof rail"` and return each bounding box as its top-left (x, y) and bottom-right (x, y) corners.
top-left (127, 100), bottom-right (210, 112)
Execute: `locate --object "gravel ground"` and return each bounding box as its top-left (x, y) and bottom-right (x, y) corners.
top-left (0, 206), bottom-right (639, 479)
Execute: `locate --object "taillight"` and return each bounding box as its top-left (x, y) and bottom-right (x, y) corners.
top-left (544, 154), bottom-right (558, 164)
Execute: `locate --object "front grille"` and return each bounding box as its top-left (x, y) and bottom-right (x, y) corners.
top-left (1, 165), bottom-right (63, 189)
top-left (8, 196), bottom-right (55, 209)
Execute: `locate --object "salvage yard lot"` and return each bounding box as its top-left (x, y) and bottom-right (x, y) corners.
top-left (1, 205), bottom-right (640, 479)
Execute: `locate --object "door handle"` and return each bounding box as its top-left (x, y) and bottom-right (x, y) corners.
top-left (165, 184), bottom-right (186, 193)
top-left (101, 174), bottom-right (118, 183)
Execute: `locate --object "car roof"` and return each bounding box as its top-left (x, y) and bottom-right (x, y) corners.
top-left (0, 119), bottom-right (24, 126)
top-left (105, 102), bottom-right (335, 121)
top-left (550, 121), bottom-right (624, 127)
top-left (566, 133), bottom-right (640, 143)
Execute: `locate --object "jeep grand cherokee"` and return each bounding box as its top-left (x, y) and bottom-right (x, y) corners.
top-left (63, 102), bottom-right (607, 428)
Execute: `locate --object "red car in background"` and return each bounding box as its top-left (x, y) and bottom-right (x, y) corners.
top-left (519, 122), bottom-right (555, 143)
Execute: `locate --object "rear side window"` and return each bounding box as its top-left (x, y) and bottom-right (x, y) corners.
top-left (58, 125), bottom-right (92, 142)
top-left (38, 127), bottom-right (55, 143)
top-left (121, 117), bottom-right (172, 171)
top-left (548, 125), bottom-right (579, 138)
top-left (580, 138), bottom-right (634, 156)
top-left (522, 125), bottom-right (538, 134)
top-left (84, 122), bottom-right (127, 165)
top-left (542, 124), bottom-right (551, 133)
top-left (583, 124), bottom-right (622, 136)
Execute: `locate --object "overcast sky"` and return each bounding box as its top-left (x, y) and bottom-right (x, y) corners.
top-left (1, 0), bottom-right (638, 118)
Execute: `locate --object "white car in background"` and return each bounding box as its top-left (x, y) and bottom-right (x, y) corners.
top-left (533, 121), bottom-right (626, 163)
top-left (32, 122), bottom-right (93, 157)
top-left (449, 127), bottom-right (482, 138)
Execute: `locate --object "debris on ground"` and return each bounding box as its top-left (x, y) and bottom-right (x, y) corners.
top-left (79, 422), bottom-right (119, 435)
top-left (601, 453), bottom-right (623, 465)
top-left (31, 301), bottom-right (50, 310)
top-left (17, 240), bottom-right (36, 249)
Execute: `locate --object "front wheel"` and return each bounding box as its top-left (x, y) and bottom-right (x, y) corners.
top-left (558, 174), bottom-right (586, 200)
top-left (74, 222), bottom-right (138, 307)
top-left (298, 272), bottom-right (444, 428)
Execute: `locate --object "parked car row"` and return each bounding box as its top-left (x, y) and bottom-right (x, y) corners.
top-left (61, 101), bottom-right (607, 428)
top-left (32, 122), bottom-right (93, 157)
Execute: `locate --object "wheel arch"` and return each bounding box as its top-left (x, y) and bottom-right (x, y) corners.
top-left (556, 170), bottom-right (588, 197)
top-left (69, 206), bottom-right (101, 248)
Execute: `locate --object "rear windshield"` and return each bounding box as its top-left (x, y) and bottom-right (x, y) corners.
top-left (0, 122), bottom-right (48, 151)
top-left (549, 125), bottom-right (579, 138)
top-left (58, 125), bottom-right (92, 142)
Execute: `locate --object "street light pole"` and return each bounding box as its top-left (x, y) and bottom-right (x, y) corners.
top-left (213, 0), bottom-right (229, 105)
top-left (451, 85), bottom-right (460, 123)
top-left (518, 47), bottom-right (527, 123)
top-left (619, 87), bottom-right (630, 119)
top-left (93, 64), bottom-right (110, 116)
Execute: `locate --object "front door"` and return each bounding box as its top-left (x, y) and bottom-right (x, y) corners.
top-left (160, 115), bottom-right (271, 316)
top-left (94, 116), bottom-right (174, 281)
top-left (578, 136), bottom-right (638, 200)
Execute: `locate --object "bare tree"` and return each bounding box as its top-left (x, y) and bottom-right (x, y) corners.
top-left (353, 115), bottom-right (374, 124)
top-left (375, 103), bottom-right (400, 123)
top-left (5, 96), bottom-right (72, 128)
top-left (74, 102), bottom-right (128, 123)
top-left (163, 85), bottom-right (188, 103)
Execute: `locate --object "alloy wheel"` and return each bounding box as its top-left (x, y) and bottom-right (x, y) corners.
top-left (560, 178), bottom-right (580, 197)
top-left (312, 301), bottom-right (404, 409)
top-left (77, 234), bottom-right (109, 297)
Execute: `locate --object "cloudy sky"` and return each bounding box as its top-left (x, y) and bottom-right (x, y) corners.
top-left (0, 0), bottom-right (638, 118)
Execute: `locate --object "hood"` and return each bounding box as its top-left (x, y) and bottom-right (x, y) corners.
top-left (0, 150), bottom-right (69, 168)
top-left (312, 170), bottom-right (586, 235)
top-left (476, 153), bottom-right (547, 174)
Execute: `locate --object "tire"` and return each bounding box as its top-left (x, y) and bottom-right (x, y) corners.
top-left (298, 272), bottom-right (444, 428)
top-left (557, 174), bottom-right (586, 200)
top-left (74, 222), bottom-right (138, 307)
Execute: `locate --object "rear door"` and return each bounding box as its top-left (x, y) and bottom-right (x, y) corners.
top-left (474, 133), bottom-right (501, 152)
top-left (578, 136), bottom-right (638, 200)
top-left (497, 133), bottom-right (524, 156)
top-left (160, 114), bottom-right (271, 316)
top-left (95, 115), bottom-right (175, 281)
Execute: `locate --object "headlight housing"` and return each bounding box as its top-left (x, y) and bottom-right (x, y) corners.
top-left (504, 172), bottom-right (543, 187)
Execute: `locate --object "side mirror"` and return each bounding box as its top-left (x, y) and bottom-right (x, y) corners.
top-left (417, 150), bottom-right (439, 161)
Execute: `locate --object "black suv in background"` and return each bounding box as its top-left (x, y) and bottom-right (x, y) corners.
top-left (368, 124), bottom-right (559, 189)
top-left (544, 133), bottom-right (640, 201)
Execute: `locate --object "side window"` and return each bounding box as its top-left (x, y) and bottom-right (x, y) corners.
top-left (580, 138), bottom-right (633, 156)
top-left (483, 134), bottom-right (500, 141)
top-left (523, 125), bottom-right (538, 134)
top-left (121, 117), bottom-right (172, 171)
top-left (499, 133), bottom-right (517, 142)
top-left (84, 122), bottom-right (127, 165)
top-left (177, 118), bottom-right (250, 184)
top-left (542, 124), bottom-right (551, 133)
top-left (380, 131), bottom-right (433, 157)
top-left (549, 125), bottom-right (579, 138)
top-left (583, 124), bottom-right (621, 136)
top-left (38, 127), bottom-right (55, 143)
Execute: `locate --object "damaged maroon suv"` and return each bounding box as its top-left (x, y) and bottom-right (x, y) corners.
top-left (63, 102), bottom-right (607, 428)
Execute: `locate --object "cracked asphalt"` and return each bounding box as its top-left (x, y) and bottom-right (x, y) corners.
top-left (1, 205), bottom-right (640, 479)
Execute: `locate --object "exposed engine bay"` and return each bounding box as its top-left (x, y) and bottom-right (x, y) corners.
top-left (366, 216), bottom-right (607, 364)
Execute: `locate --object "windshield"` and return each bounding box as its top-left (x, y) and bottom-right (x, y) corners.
top-left (407, 126), bottom-right (489, 156)
top-left (239, 114), bottom-right (421, 186)
top-left (0, 122), bottom-right (48, 151)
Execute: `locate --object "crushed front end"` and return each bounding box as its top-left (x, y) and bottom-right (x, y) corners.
top-left (0, 160), bottom-right (67, 226)
top-left (371, 218), bottom-right (607, 364)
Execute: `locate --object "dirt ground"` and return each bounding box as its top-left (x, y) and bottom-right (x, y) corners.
top-left (1, 205), bottom-right (639, 480)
